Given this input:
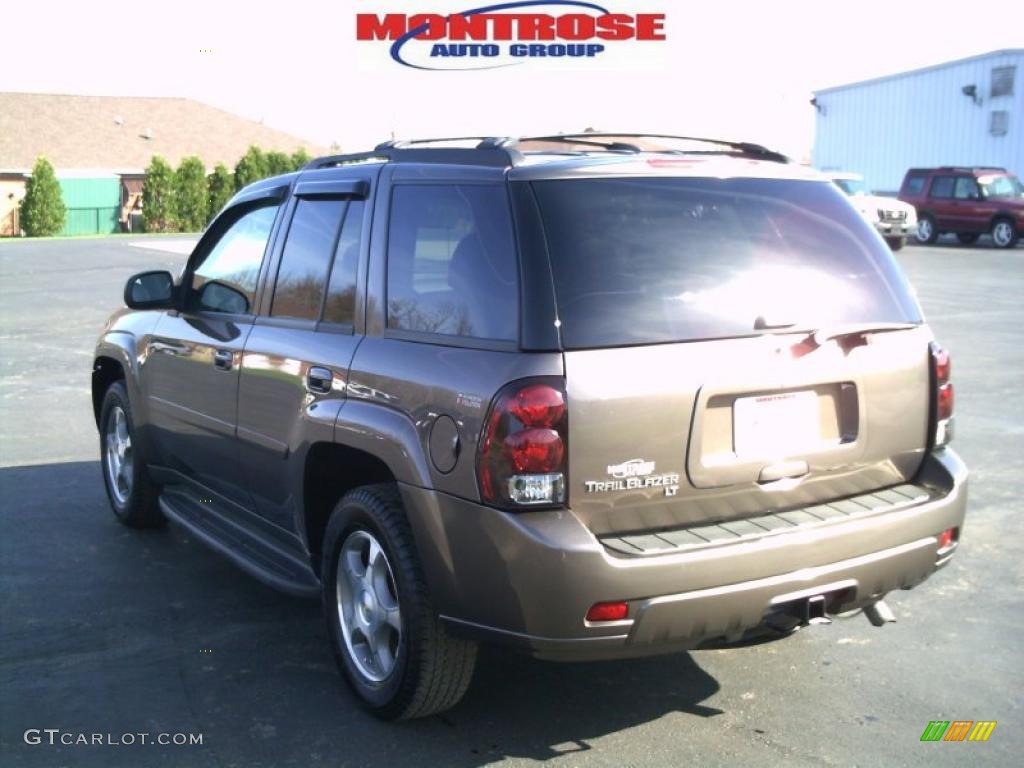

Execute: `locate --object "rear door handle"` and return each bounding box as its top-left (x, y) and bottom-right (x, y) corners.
top-left (306, 366), bottom-right (333, 394)
top-left (758, 460), bottom-right (809, 484)
top-left (213, 349), bottom-right (233, 371)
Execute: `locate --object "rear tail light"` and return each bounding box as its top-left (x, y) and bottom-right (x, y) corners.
top-left (477, 378), bottom-right (568, 508)
top-left (586, 601), bottom-right (629, 623)
top-left (937, 527), bottom-right (958, 551)
top-left (930, 342), bottom-right (954, 447)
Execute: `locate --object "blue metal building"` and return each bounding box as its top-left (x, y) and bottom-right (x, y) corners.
top-left (812, 49), bottom-right (1023, 194)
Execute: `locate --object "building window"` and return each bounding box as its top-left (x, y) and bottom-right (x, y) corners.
top-left (990, 110), bottom-right (1009, 137)
top-left (991, 66), bottom-right (1015, 98)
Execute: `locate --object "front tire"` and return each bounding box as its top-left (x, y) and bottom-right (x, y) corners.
top-left (99, 381), bottom-right (163, 528)
top-left (991, 218), bottom-right (1019, 249)
top-left (916, 215), bottom-right (938, 244)
top-left (885, 236), bottom-right (905, 251)
top-left (322, 484), bottom-right (477, 720)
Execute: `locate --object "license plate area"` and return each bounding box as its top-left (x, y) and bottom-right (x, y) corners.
top-left (733, 390), bottom-right (820, 459)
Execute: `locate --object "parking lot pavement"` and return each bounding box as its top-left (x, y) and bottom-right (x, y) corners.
top-left (1, 236), bottom-right (1022, 767)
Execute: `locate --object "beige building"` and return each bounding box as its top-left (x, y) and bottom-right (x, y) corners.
top-left (0, 93), bottom-right (328, 236)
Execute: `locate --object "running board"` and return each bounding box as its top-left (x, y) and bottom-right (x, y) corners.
top-left (159, 487), bottom-right (320, 598)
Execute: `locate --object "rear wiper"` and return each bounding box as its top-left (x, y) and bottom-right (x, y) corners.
top-left (809, 322), bottom-right (919, 345)
top-left (753, 318), bottom-right (920, 355)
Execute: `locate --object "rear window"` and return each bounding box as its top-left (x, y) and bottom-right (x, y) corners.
top-left (530, 177), bottom-right (921, 349)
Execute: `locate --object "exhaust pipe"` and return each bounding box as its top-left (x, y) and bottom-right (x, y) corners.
top-left (863, 599), bottom-right (896, 627)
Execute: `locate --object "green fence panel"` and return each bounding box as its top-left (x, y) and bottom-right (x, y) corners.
top-left (58, 178), bottom-right (121, 235)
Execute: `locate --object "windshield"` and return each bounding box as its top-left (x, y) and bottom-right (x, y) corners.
top-left (978, 174), bottom-right (1024, 198)
top-left (833, 177), bottom-right (870, 196)
top-left (530, 177), bottom-right (922, 349)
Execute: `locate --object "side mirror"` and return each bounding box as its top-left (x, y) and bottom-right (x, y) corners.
top-left (124, 270), bottom-right (176, 309)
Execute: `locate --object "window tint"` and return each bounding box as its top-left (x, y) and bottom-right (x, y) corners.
top-left (904, 176), bottom-right (926, 196)
top-left (929, 176), bottom-right (955, 198)
top-left (530, 178), bottom-right (921, 349)
top-left (386, 185), bottom-right (517, 341)
top-left (190, 204), bottom-right (278, 314)
top-left (953, 177), bottom-right (980, 200)
top-left (323, 200), bottom-right (363, 325)
top-left (272, 198), bottom-right (346, 320)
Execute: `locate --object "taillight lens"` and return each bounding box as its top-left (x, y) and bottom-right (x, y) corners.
top-left (586, 601), bottom-right (629, 622)
top-left (930, 342), bottom-right (954, 446)
top-left (478, 378), bottom-right (567, 508)
top-left (937, 527), bottom-right (958, 551)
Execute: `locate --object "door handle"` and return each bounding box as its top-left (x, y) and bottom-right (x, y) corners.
top-left (306, 366), bottom-right (333, 394)
top-left (213, 349), bottom-right (233, 371)
top-left (758, 460), bottom-right (809, 484)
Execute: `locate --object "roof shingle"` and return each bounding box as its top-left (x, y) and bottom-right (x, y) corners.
top-left (0, 92), bottom-right (329, 173)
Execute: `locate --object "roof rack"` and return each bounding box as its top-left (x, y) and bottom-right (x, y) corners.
top-left (937, 166), bottom-right (1007, 172)
top-left (908, 166), bottom-right (1008, 173)
top-left (305, 138), bottom-right (519, 171)
top-left (304, 133), bottom-right (789, 171)
top-left (504, 133), bottom-right (790, 163)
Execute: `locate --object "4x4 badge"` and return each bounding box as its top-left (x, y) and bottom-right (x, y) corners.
top-left (585, 459), bottom-right (680, 496)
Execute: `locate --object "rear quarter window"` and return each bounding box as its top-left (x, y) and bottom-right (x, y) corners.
top-left (929, 177), bottom-right (955, 198)
top-left (529, 177), bottom-right (922, 349)
top-left (386, 184), bottom-right (518, 342)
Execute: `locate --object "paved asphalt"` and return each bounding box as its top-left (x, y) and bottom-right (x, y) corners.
top-left (1, 235), bottom-right (1021, 767)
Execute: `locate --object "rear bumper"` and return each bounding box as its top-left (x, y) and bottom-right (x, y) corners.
top-left (401, 448), bottom-right (967, 661)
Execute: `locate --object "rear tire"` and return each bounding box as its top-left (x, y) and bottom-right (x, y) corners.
top-left (991, 218), bottom-right (1019, 249)
top-left (956, 232), bottom-right (980, 245)
top-left (915, 215), bottom-right (938, 244)
top-left (885, 236), bottom-right (905, 251)
top-left (99, 381), bottom-right (163, 528)
top-left (321, 484), bottom-right (477, 720)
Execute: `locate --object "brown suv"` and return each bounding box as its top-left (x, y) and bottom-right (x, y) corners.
top-left (94, 134), bottom-right (968, 720)
top-left (899, 166), bottom-right (1024, 248)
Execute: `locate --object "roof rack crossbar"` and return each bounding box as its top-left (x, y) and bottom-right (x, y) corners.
top-left (304, 151), bottom-right (392, 170)
top-left (375, 137), bottom-right (507, 150)
top-left (511, 133), bottom-right (789, 163)
top-left (304, 132), bottom-right (789, 171)
top-left (305, 144), bottom-right (517, 170)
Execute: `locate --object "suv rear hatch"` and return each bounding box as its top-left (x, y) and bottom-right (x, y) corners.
top-left (527, 172), bottom-right (930, 536)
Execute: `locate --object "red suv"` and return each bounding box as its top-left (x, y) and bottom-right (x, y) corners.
top-left (898, 167), bottom-right (1024, 248)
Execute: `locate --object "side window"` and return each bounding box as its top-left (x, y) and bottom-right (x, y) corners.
top-left (904, 176), bottom-right (925, 196)
top-left (323, 201), bottom-right (363, 325)
top-left (271, 198), bottom-right (347, 321)
top-left (386, 185), bottom-right (518, 341)
top-left (190, 204), bottom-right (278, 314)
top-left (953, 177), bottom-right (980, 200)
top-left (929, 176), bottom-right (954, 198)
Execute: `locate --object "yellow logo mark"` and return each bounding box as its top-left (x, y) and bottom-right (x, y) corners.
top-left (968, 721), bottom-right (997, 742)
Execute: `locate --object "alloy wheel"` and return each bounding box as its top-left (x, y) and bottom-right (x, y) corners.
top-left (336, 530), bottom-right (402, 682)
top-left (104, 406), bottom-right (133, 504)
top-left (992, 221), bottom-right (1014, 248)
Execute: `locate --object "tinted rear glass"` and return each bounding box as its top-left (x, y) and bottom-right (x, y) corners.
top-left (929, 177), bottom-right (954, 198)
top-left (386, 185), bottom-right (518, 341)
top-left (530, 177), bottom-right (921, 349)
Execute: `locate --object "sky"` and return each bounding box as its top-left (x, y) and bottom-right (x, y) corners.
top-left (1, 0), bottom-right (1022, 159)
